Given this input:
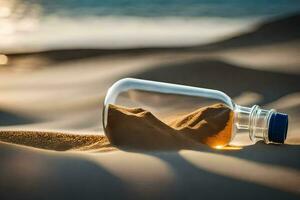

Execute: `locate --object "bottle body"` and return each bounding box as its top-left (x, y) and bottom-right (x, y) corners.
top-left (103, 78), bottom-right (288, 148)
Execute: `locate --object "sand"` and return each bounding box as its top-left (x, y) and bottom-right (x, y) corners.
top-left (0, 103), bottom-right (233, 151)
top-left (0, 131), bottom-right (112, 151)
top-left (105, 103), bottom-right (233, 150)
top-left (0, 14), bottom-right (300, 200)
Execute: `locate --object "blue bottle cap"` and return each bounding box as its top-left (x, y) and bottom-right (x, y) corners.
top-left (268, 112), bottom-right (288, 143)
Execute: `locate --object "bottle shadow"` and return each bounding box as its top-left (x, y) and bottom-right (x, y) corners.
top-left (118, 144), bottom-right (300, 199)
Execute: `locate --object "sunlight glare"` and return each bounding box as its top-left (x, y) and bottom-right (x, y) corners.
top-left (0, 54), bottom-right (8, 65)
top-left (214, 145), bottom-right (242, 150)
top-left (0, 7), bottom-right (11, 18)
top-left (214, 145), bottom-right (224, 149)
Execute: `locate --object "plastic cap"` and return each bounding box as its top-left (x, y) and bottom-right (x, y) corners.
top-left (268, 112), bottom-right (288, 143)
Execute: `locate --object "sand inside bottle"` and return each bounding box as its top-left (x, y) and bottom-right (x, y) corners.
top-left (105, 103), bottom-right (234, 150)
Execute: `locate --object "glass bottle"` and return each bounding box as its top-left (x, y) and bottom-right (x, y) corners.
top-left (102, 78), bottom-right (288, 148)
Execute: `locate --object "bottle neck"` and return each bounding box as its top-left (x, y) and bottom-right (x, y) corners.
top-left (234, 104), bottom-right (275, 144)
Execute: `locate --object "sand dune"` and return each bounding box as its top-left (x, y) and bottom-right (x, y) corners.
top-left (0, 13), bottom-right (300, 199)
top-left (196, 13), bottom-right (300, 50)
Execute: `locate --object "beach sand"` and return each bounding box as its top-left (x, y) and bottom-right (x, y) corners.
top-left (0, 14), bottom-right (300, 200)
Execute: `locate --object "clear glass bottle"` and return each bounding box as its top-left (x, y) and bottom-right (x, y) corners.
top-left (103, 78), bottom-right (288, 148)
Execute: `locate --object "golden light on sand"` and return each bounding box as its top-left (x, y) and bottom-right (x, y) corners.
top-left (0, 54), bottom-right (8, 65)
top-left (214, 145), bottom-right (242, 150)
top-left (214, 145), bottom-right (224, 149)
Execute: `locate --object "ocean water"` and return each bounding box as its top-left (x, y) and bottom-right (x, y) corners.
top-left (1, 0), bottom-right (300, 53)
top-left (30, 0), bottom-right (300, 18)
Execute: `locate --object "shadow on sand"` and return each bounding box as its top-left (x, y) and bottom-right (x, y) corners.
top-left (0, 110), bottom-right (36, 126)
top-left (133, 59), bottom-right (300, 106)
